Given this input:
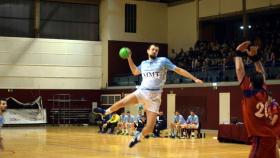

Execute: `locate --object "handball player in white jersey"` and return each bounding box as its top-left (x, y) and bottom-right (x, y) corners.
top-left (94, 44), bottom-right (203, 147)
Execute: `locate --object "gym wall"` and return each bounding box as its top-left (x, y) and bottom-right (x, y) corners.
top-left (199, 0), bottom-right (280, 17)
top-left (168, 2), bottom-right (197, 54)
top-left (103, 0), bottom-right (168, 43)
top-left (0, 37), bottom-right (102, 89)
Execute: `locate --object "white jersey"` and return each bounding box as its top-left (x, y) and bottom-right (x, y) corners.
top-left (137, 57), bottom-right (176, 91)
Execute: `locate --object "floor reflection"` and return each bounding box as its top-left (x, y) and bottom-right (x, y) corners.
top-left (0, 136), bottom-right (4, 151)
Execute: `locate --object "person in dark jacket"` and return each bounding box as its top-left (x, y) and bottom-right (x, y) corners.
top-left (153, 111), bottom-right (167, 137)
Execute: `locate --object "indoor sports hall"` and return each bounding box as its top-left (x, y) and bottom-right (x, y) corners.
top-left (0, 0), bottom-right (280, 158)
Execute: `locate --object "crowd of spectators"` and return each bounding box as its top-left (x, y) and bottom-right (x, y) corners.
top-left (170, 19), bottom-right (280, 80)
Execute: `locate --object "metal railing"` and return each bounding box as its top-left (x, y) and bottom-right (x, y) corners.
top-left (110, 63), bottom-right (280, 86)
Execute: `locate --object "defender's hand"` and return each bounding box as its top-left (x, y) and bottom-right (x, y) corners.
top-left (236, 41), bottom-right (251, 52)
top-left (247, 46), bottom-right (258, 56)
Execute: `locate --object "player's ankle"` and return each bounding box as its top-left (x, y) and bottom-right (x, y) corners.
top-left (137, 133), bottom-right (144, 141)
top-left (105, 109), bottom-right (112, 115)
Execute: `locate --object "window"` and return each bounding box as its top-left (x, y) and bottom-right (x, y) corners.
top-left (40, 1), bottom-right (99, 41)
top-left (101, 94), bottom-right (121, 106)
top-left (125, 4), bottom-right (136, 33)
top-left (0, 1), bottom-right (99, 40)
top-left (0, 0), bottom-right (33, 37)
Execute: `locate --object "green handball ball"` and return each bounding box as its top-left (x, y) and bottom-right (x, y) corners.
top-left (119, 47), bottom-right (130, 59)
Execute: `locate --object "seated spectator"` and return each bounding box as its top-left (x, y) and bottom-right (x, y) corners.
top-left (123, 111), bottom-right (135, 135)
top-left (170, 111), bottom-right (186, 138)
top-left (117, 111), bottom-right (126, 134)
top-left (153, 111), bottom-right (167, 137)
top-left (135, 110), bottom-right (143, 122)
top-left (181, 110), bottom-right (199, 138)
top-left (134, 114), bottom-right (146, 136)
top-left (94, 110), bottom-right (111, 133)
top-left (103, 112), bottom-right (120, 134)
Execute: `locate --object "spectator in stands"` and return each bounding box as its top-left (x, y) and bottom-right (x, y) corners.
top-left (0, 98), bottom-right (7, 151)
top-left (169, 111), bottom-right (185, 138)
top-left (270, 52), bottom-right (276, 67)
top-left (169, 49), bottom-right (177, 63)
top-left (103, 112), bottom-right (120, 134)
top-left (171, 17), bottom-right (280, 81)
top-left (153, 111), bottom-right (167, 137)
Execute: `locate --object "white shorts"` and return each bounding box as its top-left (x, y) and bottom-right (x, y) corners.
top-left (133, 89), bottom-right (162, 113)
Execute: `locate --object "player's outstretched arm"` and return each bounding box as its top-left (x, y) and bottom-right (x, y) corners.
top-left (127, 48), bottom-right (141, 76)
top-left (173, 67), bottom-right (203, 84)
top-left (235, 41), bottom-right (250, 83)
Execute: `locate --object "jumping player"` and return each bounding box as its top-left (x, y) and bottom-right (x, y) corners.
top-left (235, 41), bottom-right (278, 158)
top-left (94, 44), bottom-right (203, 147)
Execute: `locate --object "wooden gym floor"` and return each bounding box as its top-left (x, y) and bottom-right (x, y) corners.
top-left (0, 126), bottom-right (251, 158)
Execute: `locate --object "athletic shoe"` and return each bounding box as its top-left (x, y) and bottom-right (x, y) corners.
top-left (93, 107), bottom-right (105, 115)
top-left (129, 132), bottom-right (141, 148)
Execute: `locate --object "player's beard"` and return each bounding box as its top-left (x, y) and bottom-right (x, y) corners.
top-left (149, 54), bottom-right (157, 60)
top-left (1, 107), bottom-right (6, 112)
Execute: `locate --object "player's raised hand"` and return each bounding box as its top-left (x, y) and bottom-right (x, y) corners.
top-left (127, 48), bottom-right (132, 59)
top-left (236, 41), bottom-right (251, 52)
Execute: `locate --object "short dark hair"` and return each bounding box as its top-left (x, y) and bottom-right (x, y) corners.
top-left (0, 98), bottom-right (7, 102)
top-left (148, 44), bottom-right (159, 49)
top-left (249, 72), bottom-right (264, 89)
